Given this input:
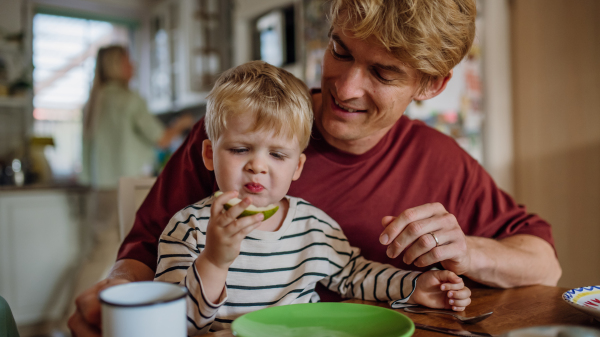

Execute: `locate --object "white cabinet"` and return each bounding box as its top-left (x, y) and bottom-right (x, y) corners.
top-left (0, 189), bottom-right (84, 325)
top-left (147, 0), bottom-right (232, 113)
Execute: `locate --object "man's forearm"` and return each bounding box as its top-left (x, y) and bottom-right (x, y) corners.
top-left (464, 234), bottom-right (562, 288)
top-left (107, 259), bottom-right (155, 282)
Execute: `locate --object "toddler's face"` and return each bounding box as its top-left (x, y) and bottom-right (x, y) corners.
top-left (202, 113), bottom-right (306, 207)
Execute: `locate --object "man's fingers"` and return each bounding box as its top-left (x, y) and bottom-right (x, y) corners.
top-left (380, 203), bottom-right (447, 245)
top-left (384, 212), bottom-right (454, 259)
top-left (76, 278), bottom-right (129, 326)
top-left (410, 244), bottom-right (459, 267)
top-left (399, 228), bottom-right (448, 263)
top-left (68, 311), bottom-right (102, 337)
top-left (381, 216), bottom-right (395, 227)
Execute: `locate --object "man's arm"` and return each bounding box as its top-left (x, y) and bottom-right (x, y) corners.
top-left (68, 260), bottom-right (154, 337)
top-left (464, 234), bottom-right (561, 288)
top-left (380, 203), bottom-right (562, 289)
top-left (107, 258), bottom-right (156, 281)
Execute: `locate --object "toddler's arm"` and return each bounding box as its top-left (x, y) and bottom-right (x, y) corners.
top-left (155, 191), bottom-right (263, 335)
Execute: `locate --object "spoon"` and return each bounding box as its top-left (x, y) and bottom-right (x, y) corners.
top-left (403, 307), bottom-right (493, 324)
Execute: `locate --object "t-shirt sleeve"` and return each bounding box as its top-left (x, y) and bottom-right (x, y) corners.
top-left (312, 209), bottom-right (421, 304)
top-left (117, 118), bottom-right (216, 271)
top-left (456, 155), bottom-right (555, 249)
top-left (130, 94), bottom-right (164, 144)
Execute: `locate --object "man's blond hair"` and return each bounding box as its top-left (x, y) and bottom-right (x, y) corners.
top-left (329, 0), bottom-right (476, 94)
top-left (205, 61), bottom-right (313, 150)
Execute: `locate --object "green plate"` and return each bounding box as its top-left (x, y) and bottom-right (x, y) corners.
top-left (231, 303), bottom-right (414, 337)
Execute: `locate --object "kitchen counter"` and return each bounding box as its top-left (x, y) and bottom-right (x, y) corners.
top-left (0, 182), bottom-right (90, 192)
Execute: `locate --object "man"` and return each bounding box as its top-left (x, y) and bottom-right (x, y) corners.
top-left (69, 0), bottom-right (561, 335)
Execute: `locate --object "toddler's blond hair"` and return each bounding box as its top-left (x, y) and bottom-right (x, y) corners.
top-left (205, 61), bottom-right (313, 150)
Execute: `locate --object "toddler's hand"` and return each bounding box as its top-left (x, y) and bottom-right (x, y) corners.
top-left (409, 270), bottom-right (471, 311)
top-left (202, 191), bottom-right (264, 270)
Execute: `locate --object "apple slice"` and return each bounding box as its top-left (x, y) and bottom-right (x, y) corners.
top-left (213, 191), bottom-right (279, 220)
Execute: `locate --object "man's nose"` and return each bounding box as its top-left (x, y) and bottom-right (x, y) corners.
top-left (335, 65), bottom-right (366, 101)
top-left (244, 156), bottom-right (268, 174)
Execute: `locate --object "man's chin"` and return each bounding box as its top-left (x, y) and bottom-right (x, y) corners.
top-left (320, 118), bottom-right (363, 142)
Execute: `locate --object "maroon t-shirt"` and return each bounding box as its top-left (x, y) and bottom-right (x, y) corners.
top-left (118, 94), bottom-right (554, 300)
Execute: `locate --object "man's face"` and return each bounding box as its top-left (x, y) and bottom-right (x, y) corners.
top-left (318, 27), bottom-right (423, 151)
top-left (202, 113), bottom-right (306, 208)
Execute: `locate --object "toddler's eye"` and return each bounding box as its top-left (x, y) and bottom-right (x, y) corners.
top-left (270, 152), bottom-right (285, 160)
top-left (229, 148), bottom-right (248, 154)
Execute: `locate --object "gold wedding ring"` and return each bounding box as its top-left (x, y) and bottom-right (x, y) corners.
top-left (429, 232), bottom-right (440, 247)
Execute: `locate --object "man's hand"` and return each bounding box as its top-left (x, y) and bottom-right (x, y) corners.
top-left (68, 259), bottom-right (154, 337)
top-left (409, 270), bottom-right (471, 311)
top-left (379, 203), bottom-right (471, 275)
top-left (202, 191), bottom-right (264, 269)
top-left (68, 278), bottom-right (129, 337)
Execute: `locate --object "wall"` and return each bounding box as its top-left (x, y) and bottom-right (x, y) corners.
top-left (482, 0), bottom-right (514, 195)
top-left (512, 0), bottom-right (600, 288)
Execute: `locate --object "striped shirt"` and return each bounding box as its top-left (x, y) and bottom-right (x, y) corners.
top-left (155, 195), bottom-right (420, 336)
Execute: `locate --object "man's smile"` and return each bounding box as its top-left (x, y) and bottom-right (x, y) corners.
top-left (331, 94), bottom-right (367, 114)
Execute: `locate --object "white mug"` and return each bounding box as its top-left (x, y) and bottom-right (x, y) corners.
top-left (100, 281), bottom-right (188, 337)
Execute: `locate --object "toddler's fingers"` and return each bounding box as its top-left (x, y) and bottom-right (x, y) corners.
top-left (435, 270), bottom-right (462, 284)
top-left (449, 297), bottom-right (471, 308)
top-left (451, 306), bottom-right (466, 312)
top-left (441, 280), bottom-right (464, 291)
top-left (230, 213), bottom-right (264, 237)
top-left (235, 218), bottom-right (263, 239)
top-left (448, 287), bottom-right (471, 300)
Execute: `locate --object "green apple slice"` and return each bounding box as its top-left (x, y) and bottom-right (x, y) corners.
top-left (213, 191), bottom-right (279, 220)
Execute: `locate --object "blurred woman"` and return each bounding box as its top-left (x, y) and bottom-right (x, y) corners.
top-left (82, 45), bottom-right (193, 187)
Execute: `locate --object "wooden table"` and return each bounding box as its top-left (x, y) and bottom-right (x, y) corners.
top-left (205, 285), bottom-right (599, 336)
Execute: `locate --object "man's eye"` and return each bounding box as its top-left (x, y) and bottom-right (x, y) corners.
top-left (372, 68), bottom-right (396, 84)
top-left (229, 148), bottom-right (248, 154)
top-left (330, 42), bottom-right (351, 60)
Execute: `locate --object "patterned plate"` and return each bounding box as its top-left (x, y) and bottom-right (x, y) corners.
top-left (562, 285), bottom-right (600, 321)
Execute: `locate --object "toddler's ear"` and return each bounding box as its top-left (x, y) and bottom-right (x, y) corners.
top-left (292, 153), bottom-right (306, 181)
top-left (202, 139), bottom-right (215, 171)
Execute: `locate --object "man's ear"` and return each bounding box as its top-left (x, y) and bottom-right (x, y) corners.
top-left (202, 139), bottom-right (215, 171)
top-left (413, 69), bottom-right (453, 101)
top-left (292, 153), bottom-right (306, 181)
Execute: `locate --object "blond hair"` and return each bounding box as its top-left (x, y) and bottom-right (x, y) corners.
top-left (205, 61), bottom-right (313, 150)
top-left (83, 45), bottom-right (129, 136)
top-left (329, 0), bottom-right (476, 94)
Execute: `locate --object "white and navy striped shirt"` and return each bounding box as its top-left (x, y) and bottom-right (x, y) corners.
top-left (155, 195), bottom-right (420, 336)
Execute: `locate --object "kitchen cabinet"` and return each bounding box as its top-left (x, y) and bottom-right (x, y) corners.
top-left (147, 0), bottom-right (232, 113)
top-left (0, 188), bottom-right (85, 325)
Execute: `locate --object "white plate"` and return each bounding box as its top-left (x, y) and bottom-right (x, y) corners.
top-left (504, 326), bottom-right (600, 337)
top-left (562, 285), bottom-right (600, 322)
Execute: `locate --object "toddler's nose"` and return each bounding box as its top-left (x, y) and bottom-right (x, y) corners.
top-left (245, 157), bottom-right (268, 174)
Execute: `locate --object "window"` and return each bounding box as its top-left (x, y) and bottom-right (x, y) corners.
top-left (32, 14), bottom-right (131, 179)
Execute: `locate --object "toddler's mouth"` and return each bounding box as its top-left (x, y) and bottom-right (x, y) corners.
top-left (244, 183), bottom-right (264, 193)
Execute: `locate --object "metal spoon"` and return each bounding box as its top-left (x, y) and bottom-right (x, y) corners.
top-left (404, 307), bottom-right (493, 324)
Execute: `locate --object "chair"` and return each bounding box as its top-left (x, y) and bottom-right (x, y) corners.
top-left (117, 176), bottom-right (157, 242)
top-left (0, 296), bottom-right (20, 337)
